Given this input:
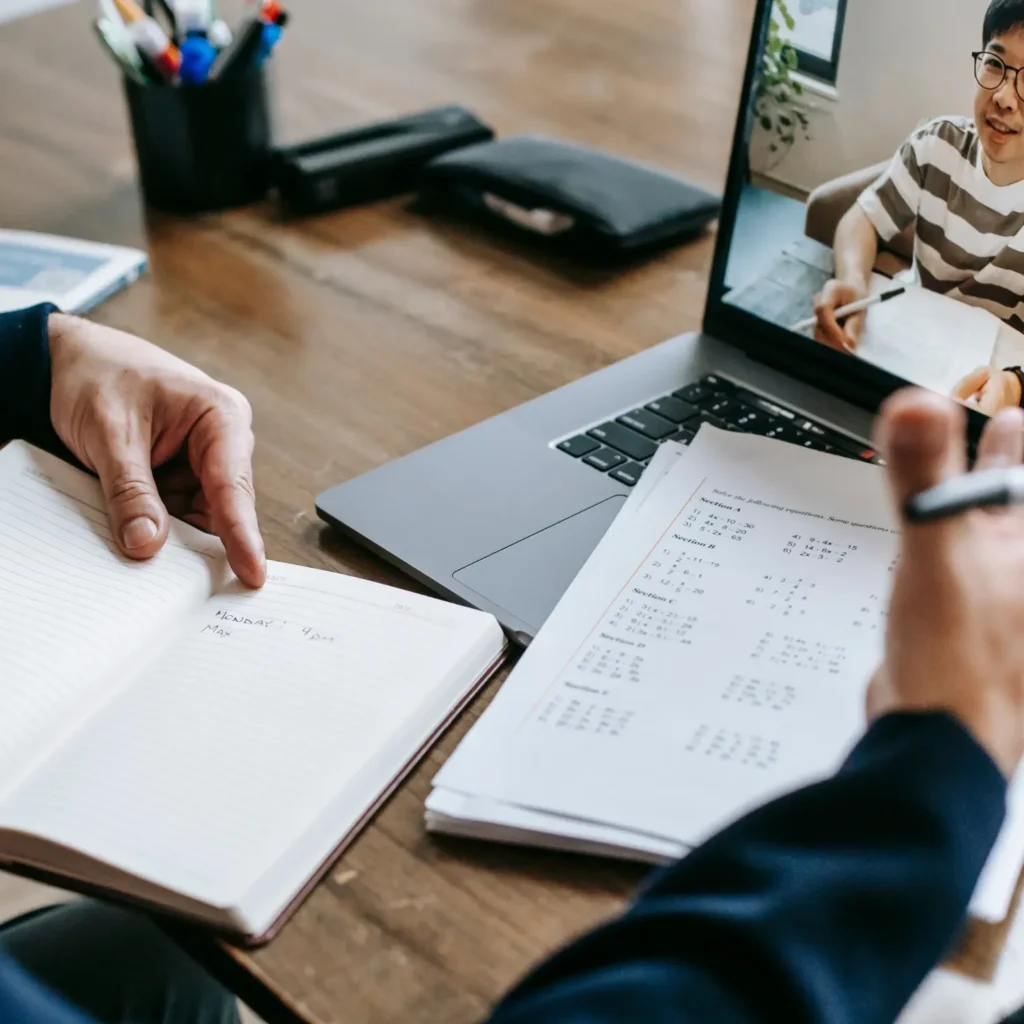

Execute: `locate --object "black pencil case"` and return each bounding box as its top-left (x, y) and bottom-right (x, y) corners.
top-left (419, 135), bottom-right (721, 261)
top-left (274, 105), bottom-right (495, 215)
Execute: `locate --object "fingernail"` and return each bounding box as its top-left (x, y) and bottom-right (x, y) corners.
top-left (121, 517), bottom-right (158, 550)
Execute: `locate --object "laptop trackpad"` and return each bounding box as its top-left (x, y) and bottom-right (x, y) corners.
top-left (453, 496), bottom-right (627, 638)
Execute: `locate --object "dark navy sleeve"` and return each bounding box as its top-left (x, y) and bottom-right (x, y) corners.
top-left (487, 712), bottom-right (1007, 1024)
top-left (0, 957), bottom-right (92, 1024)
top-left (0, 303), bottom-right (64, 453)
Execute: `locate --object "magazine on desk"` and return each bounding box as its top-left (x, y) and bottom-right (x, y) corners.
top-left (0, 230), bottom-right (147, 315)
top-left (0, 441), bottom-right (506, 945)
top-left (428, 428), bottom-right (1024, 925)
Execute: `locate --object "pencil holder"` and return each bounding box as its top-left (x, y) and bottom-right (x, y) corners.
top-left (123, 64), bottom-right (272, 214)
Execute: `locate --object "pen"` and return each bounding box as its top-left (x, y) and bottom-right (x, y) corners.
top-left (790, 286), bottom-right (907, 334)
top-left (166, 0), bottom-right (215, 83)
top-left (257, 20), bottom-right (283, 63)
top-left (93, 17), bottom-right (149, 84)
top-left (179, 33), bottom-right (217, 83)
top-left (904, 466), bottom-right (1024, 523)
top-left (208, 18), bottom-right (232, 48)
top-left (112, 0), bottom-right (182, 79)
top-left (171, 0), bottom-right (212, 36)
top-left (208, 15), bottom-right (263, 79)
top-left (146, 0), bottom-right (178, 40)
top-left (250, 0), bottom-right (286, 24)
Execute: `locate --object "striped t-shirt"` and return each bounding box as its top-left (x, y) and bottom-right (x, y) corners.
top-left (858, 116), bottom-right (1024, 334)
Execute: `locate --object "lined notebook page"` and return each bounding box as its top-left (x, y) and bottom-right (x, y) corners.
top-left (0, 442), bottom-right (228, 789)
top-left (0, 561), bottom-right (499, 907)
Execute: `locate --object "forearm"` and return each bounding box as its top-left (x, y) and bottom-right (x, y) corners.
top-left (488, 713), bottom-right (1006, 1024)
top-left (834, 204), bottom-right (879, 290)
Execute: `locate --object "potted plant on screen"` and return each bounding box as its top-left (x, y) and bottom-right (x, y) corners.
top-left (749, 0), bottom-right (813, 175)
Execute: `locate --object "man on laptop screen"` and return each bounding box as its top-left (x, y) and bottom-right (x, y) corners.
top-left (728, 0), bottom-right (1024, 417)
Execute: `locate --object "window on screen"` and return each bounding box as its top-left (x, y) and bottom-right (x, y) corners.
top-left (778, 0), bottom-right (848, 86)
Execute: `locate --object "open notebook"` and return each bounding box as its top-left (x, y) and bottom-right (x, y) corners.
top-left (428, 429), bottom-right (1024, 925)
top-left (0, 441), bottom-right (506, 945)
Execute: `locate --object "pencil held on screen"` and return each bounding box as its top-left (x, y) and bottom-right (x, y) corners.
top-left (905, 466), bottom-right (1024, 523)
top-left (790, 287), bottom-right (907, 334)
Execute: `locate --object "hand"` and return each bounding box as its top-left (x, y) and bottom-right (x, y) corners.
top-left (868, 389), bottom-right (1024, 778)
top-left (953, 367), bottom-right (1023, 415)
top-left (813, 279), bottom-right (869, 353)
top-left (48, 313), bottom-right (266, 588)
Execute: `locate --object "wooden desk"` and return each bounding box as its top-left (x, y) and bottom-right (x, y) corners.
top-left (3, 2), bottom-right (1016, 1023)
top-left (0, 2), bottom-right (752, 1019)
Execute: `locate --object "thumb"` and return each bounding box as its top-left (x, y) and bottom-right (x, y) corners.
top-left (953, 367), bottom-right (990, 401)
top-left (876, 388), bottom-right (967, 551)
top-left (865, 665), bottom-right (897, 723)
top-left (91, 432), bottom-right (170, 561)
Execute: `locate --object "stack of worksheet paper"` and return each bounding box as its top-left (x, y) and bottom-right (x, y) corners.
top-left (427, 428), bottom-right (1024, 924)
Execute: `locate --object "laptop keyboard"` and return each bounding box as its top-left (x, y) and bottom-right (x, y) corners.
top-left (555, 373), bottom-right (882, 487)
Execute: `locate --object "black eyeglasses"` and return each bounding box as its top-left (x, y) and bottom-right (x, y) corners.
top-left (974, 50), bottom-right (1024, 102)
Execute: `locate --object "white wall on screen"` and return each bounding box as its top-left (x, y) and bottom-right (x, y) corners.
top-left (764, 0), bottom-right (987, 194)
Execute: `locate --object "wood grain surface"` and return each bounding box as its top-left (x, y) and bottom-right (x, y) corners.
top-left (1, 1), bottom-right (1015, 1022)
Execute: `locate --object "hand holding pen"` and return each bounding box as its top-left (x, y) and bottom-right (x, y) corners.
top-left (791, 282), bottom-right (906, 351)
top-left (899, 389), bottom-right (1024, 523)
top-left (874, 388), bottom-right (1024, 780)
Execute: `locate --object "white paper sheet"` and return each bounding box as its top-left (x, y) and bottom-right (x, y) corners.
top-left (858, 277), bottom-right (1000, 396)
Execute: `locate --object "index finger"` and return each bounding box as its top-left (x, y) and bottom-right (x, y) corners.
top-left (843, 310), bottom-right (866, 348)
top-left (189, 404), bottom-right (267, 588)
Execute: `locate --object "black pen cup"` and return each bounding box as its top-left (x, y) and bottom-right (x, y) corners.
top-left (124, 65), bottom-right (272, 215)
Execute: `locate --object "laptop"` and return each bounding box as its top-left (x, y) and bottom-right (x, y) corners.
top-left (317, 0), bottom-right (993, 646)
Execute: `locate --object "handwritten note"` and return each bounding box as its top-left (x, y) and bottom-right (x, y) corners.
top-left (0, 561), bottom-right (499, 902)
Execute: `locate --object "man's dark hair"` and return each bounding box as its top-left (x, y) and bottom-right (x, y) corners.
top-left (984, 0), bottom-right (1024, 46)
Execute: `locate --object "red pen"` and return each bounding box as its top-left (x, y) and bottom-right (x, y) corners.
top-left (249, 0), bottom-right (287, 26)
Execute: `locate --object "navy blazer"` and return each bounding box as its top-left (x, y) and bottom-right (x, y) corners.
top-left (486, 713), bottom-right (1004, 1024)
top-left (0, 304), bottom-right (1009, 1024)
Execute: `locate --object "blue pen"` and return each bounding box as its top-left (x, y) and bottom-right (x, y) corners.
top-left (179, 33), bottom-right (217, 83)
top-left (256, 20), bottom-right (282, 64)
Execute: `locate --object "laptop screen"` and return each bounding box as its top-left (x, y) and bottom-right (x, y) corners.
top-left (706, 0), bottom-right (1024, 421)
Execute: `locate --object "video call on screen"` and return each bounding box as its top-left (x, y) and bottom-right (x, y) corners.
top-left (722, 0), bottom-right (1024, 417)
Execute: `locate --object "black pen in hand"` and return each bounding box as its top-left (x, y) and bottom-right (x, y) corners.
top-left (905, 466), bottom-right (1024, 523)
